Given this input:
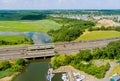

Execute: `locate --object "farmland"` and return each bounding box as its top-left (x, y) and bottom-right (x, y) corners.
top-left (76, 31), bottom-right (120, 41)
top-left (0, 20), bottom-right (61, 32)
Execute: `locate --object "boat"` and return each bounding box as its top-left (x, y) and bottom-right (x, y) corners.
top-left (47, 68), bottom-right (53, 81)
top-left (47, 74), bottom-right (51, 81)
top-left (62, 73), bottom-right (69, 81)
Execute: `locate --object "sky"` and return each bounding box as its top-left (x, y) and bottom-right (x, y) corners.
top-left (0, 0), bottom-right (120, 10)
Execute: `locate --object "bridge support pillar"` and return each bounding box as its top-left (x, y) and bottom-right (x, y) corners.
top-left (33, 57), bottom-right (35, 60)
top-left (44, 56), bottom-right (46, 59)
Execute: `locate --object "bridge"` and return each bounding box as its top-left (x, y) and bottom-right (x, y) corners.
top-left (0, 37), bottom-right (120, 60)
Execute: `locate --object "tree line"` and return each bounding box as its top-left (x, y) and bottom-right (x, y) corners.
top-left (48, 17), bottom-right (95, 42)
top-left (88, 26), bottom-right (120, 32)
top-left (0, 36), bottom-right (33, 45)
top-left (0, 58), bottom-right (29, 79)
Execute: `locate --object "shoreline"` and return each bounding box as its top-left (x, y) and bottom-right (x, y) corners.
top-left (0, 72), bottom-right (20, 81)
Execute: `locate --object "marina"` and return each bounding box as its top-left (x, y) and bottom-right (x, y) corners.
top-left (47, 66), bottom-right (85, 81)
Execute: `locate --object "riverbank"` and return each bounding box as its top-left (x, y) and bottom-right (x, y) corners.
top-left (13, 58), bottom-right (51, 81)
top-left (0, 35), bottom-right (33, 46)
top-left (0, 59), bottom-right (29, 81)
top-left (0, 72), bottom-right (20, 81)
top-left (0, 31), bottom-right (51, 44)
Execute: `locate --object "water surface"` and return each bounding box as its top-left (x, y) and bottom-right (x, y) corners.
top-left (0, 31), bottom-right (51, 44)
top-left (13, 59), bottom-right (62, 81)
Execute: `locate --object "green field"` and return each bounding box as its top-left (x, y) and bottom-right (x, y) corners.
top-left (0, 71), bottom-right (13, 79)
top-left (0, 35), bottom-right (29, 42)
top-left (76, 31), bottom-right (120, 41)
top-left (0, 20), bottom-right (61, 32)
top-left (0, 35), bottom-right (33, 46)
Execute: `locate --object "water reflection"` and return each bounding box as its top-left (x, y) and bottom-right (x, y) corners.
top-left (0, 31), bottom-right (51, 44)
top-left (13, 59), bottom-right (62, 81)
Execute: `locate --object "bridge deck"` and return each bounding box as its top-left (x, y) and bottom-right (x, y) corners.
top-left (0, 37), bottom-right (120, 60)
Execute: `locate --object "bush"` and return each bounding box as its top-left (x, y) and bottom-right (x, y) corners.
top-left (0, 61), bottom-right (11, 71)
top-left (6, 64), bottom-right (22, 72)
top-left (15, 58), bottom-right (28, 66)
top-left (77, 50), bottom-right (92, 61)
top-left (115, 26), bottom-right (120, 31)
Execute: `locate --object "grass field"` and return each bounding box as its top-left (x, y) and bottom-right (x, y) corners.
top-left (0, 71), bottom-right (13, 79)
top-left (0, 20), bottom-right (61, 32)
top-left (0, 35), bottom-right (28, 42)
top-left (76, 31), bottom-right (120, 41)
top-left (0, 35), bottom-right (33, 46)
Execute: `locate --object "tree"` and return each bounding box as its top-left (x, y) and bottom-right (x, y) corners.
top-left (15, 58), bottom-right (28, 66)
top-left (77, 50), bottom-right (92, 61)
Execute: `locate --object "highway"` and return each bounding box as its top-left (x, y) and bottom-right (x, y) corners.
top-left (0, 37), bottom-right (120, 60)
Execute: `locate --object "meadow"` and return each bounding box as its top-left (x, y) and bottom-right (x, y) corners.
top-left (0, 20), bottom-right (61, 32)
top-left (0, 35), bottom-right (27, 42)
top-left (76, 31), bottom-right (120, 41)
top-left (0, 35), bottom-right (33, 46)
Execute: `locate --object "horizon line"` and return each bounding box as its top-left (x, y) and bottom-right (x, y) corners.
top-left (0, 9), bottom-right (120, 11)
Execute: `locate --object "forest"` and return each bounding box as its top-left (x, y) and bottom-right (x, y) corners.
top-left (0, 10), bottom-right (120, 20)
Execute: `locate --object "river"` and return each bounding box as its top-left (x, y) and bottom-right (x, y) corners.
top-left (13, 58), bottom-right (63, 81)
top-left (0, 31), bottom-right (51, 44)
top-left (0, 32), bottom-right (62, 81)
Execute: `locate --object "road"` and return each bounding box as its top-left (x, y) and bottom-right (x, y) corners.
top-left (0, 37), bottom-right (120, 60)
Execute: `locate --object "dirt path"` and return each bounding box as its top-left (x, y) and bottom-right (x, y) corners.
top-left (95, 61), bottom-right (116, 81)
top-left (0, 76), bottom-right (12, 81)
top-left (102, 62), bottom-right (116, 81)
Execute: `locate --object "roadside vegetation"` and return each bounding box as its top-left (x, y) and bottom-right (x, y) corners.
top-left (0, 58), bottom-right (29, 79)
top-left (0, 35), bottom-right (33, 45)
top-left (48, 17), bottom-right (95, 42)
top-left (51, 40), bottom-right (120, 79)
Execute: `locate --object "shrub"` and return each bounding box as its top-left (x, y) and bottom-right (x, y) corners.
top-left (15, 58), bottom-right (28, 66)
top-left (6, 64), bottom-right (22, 72)
top-left (0, 61), bottom-right (11, 71)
